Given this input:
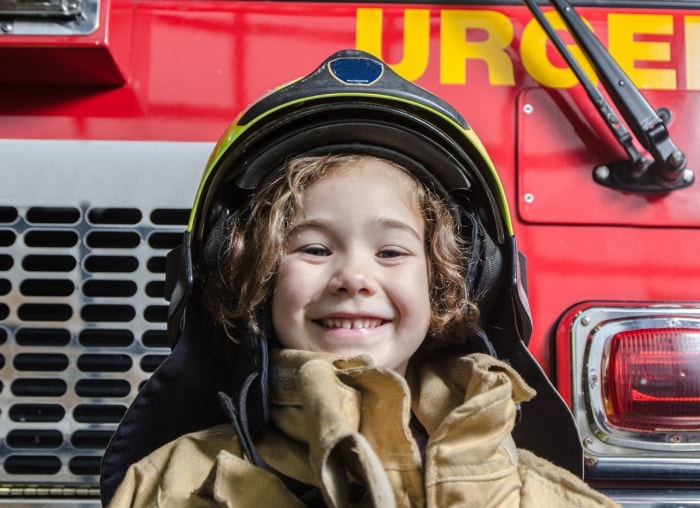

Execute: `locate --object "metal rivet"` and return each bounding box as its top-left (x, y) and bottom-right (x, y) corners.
top-left (581, 316), bottom-right (591, 326)
top-left (683, 169), bottom-right (694, 183)
top-left (583, 436), bottom-right (593, 447)
top-left (523, 104), bottom-right (534, 114)
top-left (1, 22), bottom-right (13, 33)
top-left (595, 166), bottom-right (610, 180)
top-left (524, 193), bottom-right (534, 204)
top-left (669, 149), bottom-right (684, 168)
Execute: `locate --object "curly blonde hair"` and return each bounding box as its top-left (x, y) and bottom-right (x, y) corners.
top-left (201, 154), bottom-right (479, 350)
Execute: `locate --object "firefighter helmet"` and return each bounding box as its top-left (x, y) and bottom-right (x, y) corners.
top-left (172, 48), bottom-right (517, 342)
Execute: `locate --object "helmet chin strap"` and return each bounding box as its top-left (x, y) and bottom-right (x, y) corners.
top-left (219, 304), bottom-right (271, 441)
top-left (217, 339), bottom-right (268, 467)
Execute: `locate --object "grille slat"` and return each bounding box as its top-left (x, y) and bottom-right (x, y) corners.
top-left (73, 404), bottom-right (127, 423)
top-left (85, 231), bottom-right (141, 249)
top-left (78, 329), bottom-right (134, 348)
top-left (5, 455), bottom-right (62, 475)
top-left (20, 279), bottom-right (75, 297)
top-left (17, 303), bottom-right (74, 322)
top-left (87, 208), bottom-right (142, 225)
top-left (7, 430), bottom-right (64, 449)
top-left (80, 304), bottom-right (136, 322)
top-left (16, 328), bottom-right (71, 347)
top-left (26, 207), bottom-right (81, 225)
top-left (0, 254), bottom-right (13, 270)
top-left (11, 379), bottom-right (68, 397)
top-left (77, 354), bottom-right (133, 373)
top-left (82, 280), bottom-right (138, 298)
top-left (22, 255), bottom-right (77, 272)
top-left (84, 255), bottom-right (139, 273)
top-left (0, 207), bottom-right (19, 224)
top-left (69, 455), bottom-right (102, 476)
top-left (74, 379), bottom-right (131, 398)
top-left (24, 230), bottom-right (79, 248)
top-left (0, 230), bottom-right (16, 247)
top-left (10, 404), bottom-right (66, 423)
top-left (13, 353), bottom-right (70, 372)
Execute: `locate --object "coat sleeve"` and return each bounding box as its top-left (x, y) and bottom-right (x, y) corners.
top-left (518, 449), bottom-right (621, 507)
top-left (107, 458), bottom-right (161, 507)
top-left (106, 424), bottom-right (240, 507)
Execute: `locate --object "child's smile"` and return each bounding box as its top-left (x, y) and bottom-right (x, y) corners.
top-left (271, 158), bottom-right (431, 375)
top-left (315, 317), bottom-right (386, 329)
top-left (311, 312), bottom-right (391, 339)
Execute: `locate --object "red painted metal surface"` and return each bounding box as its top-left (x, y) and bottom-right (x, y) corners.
top-left (518, 88), bottom-right (700, 227)
top-left (2, 0), bottom-right (699, 390)
top-left (0, 0), bottom-right (134, 85)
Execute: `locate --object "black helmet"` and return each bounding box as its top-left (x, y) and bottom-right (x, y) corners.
top-left (101, 49), bottom-right (582, 505)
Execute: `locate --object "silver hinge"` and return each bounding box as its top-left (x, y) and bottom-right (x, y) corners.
top-left (0, 484), bottom-right (100, 498)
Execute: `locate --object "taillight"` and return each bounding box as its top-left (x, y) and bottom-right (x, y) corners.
top-left (606, 328), bottom-right (700, 432)
top-left (557, 303), bottom-right (700, 482)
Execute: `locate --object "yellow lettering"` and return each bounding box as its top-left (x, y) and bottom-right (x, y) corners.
top-left (355, 8), bottom-right (429, 81)
top-left (440, 10), bottom-right (514, 86)
top-left (608, 13), bottom-right (675, 90)
top-left (685, 16), bottom-right (700, 90)
top-left (521, 10), bottom-right (597, 89)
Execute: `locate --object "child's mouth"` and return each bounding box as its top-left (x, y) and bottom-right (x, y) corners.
top-left (316, 318), bottom-right (385, 329)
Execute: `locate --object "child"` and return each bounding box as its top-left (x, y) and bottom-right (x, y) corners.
top-left (102, 50), bottom-right (619, 507)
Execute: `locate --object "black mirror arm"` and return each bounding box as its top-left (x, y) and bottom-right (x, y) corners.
top-left (522, 0), bottom-right (694, 193)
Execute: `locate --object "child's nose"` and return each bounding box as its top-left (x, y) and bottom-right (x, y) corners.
top-left (328, 263), bottom-right (376, 295)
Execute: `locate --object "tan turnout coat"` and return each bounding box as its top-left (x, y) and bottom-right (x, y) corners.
top-left (109, 350), bottom-right (619, 507)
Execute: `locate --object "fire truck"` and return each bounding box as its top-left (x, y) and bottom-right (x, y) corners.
top-left (1, 0), bottom-right (699, 506)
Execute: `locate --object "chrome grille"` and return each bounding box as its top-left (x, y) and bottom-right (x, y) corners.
top-left (0, 139), bottom-right (212, 496)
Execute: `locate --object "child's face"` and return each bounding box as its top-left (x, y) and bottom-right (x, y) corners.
top-left (271, 158), bottom-right (431, 375)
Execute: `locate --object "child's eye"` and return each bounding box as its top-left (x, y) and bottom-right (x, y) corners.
top-left (377, 247), bottom-right (408, 259)
top-left (299, 245), bottom-right (330, 256)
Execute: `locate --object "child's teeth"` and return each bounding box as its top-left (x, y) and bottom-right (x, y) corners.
top-left (322, 319), bottom-right (381, 329)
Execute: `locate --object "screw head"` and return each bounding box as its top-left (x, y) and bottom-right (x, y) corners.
top-left (683, 168), bottom-right (694, 183)
top-left (595, 166), bottom-right (610, 180)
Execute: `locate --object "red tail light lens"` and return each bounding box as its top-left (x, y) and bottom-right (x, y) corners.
top-left (605, 328), bottom-right (700, 432)
top-left (561, 304), bottom-right (700, 478)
